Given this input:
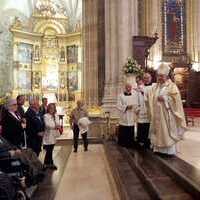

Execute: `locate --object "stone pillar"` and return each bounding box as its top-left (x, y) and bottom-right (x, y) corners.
top-left (102, 0), bottom-right (118, 114)
top-left (186, 0), bottom-right (200, 63)
top-left (97, 0), bottom-right (105, 105)
top-left (197, 0), bottom-right (200, 62)
top-left (149, 0), bottom-right (162, 66)
top-left (117, 0), bottom-right (138, 94)
top-left (138, 0), bottom-right (162, 67)
top-left (103, 0), bottom-right (138, 116)
top-left (190, 0), bottom-right (200, 63)
top-left (82, 0), bottom-right (99, 107)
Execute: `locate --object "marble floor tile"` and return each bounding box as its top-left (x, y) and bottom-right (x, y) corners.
top-left (55, 144), bottom-right (118, 200)
top-left (177, 127), bottom-right (200, 170)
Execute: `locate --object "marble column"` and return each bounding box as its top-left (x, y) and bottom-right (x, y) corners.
top-left (138, 0), bottom-right (162, 68)
top-left (102, 0), bottom-right (118, 114)
top-left (190, 0), bottom-right (200, 63)
top-left (149, 0), bottom-right (162, 66)
top-left (117, 0), bottom-right (138, 94)
top-left (103, 0), bottom-right (138, 116)
top-left (82, 0), bottom-right (99, 107)
top-left (185, 0), bottom-right (200, 64)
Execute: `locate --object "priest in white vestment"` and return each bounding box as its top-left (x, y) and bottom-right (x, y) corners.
top-left (117, 83), bottom-right (137, 148)
top-left (147, 64), bottom-right (186, 155)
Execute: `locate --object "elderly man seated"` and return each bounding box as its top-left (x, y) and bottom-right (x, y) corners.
top-left (0, 135), bottom-right (25, 187)
top-left (0, 135), bottom-right (21, 160)
top-left (0, 135), bottom-right (45, 187)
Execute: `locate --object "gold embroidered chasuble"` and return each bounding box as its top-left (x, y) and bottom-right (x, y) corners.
top-left (147, 79), bottom-right (186, 149)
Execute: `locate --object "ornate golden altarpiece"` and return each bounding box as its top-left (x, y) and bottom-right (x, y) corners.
top-left (10, 2), bottom-right (82, 108)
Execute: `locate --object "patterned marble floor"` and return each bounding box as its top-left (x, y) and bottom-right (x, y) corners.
top-left (52, 121), bottom-right (200, 200)
top-left (54, 144), bottom-right (119, 200)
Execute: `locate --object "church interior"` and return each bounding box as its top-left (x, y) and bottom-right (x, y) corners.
top-left (0, 0), bottom-right (200, 199)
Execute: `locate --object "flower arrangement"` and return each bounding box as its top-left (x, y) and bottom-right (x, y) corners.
top-left (123, 57), bottom-right (143, 76)
top-left (0, 96), bottom-right (7, 105)
top-left (0, 93), bottom-right (11, 105)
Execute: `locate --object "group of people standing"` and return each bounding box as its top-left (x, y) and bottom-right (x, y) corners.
top-left (117, 63), bottom-right (186, 155)
top-left (0, 96), bottom-right (62, 170)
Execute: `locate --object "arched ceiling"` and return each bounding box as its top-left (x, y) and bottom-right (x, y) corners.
top-left (0, 0), bottom-right (82, 31)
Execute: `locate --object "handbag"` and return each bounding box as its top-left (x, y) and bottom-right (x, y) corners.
top-left (58, 126), bottom-right (63, 135)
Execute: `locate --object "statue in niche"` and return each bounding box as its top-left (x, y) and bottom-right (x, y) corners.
top-left (11, 17), bottom-right (22, 30)
top-left (33, 71), bottom-right (41, 89)
top-left (59, 93), bottom-right (67, 102)
top-left (74, 20), bottom-right (81, 32)
top-left (34, 45), bottom-right (40, 61)
top-left (59, 72), bottom-right (65, 89)
top-left (60, 46), bottom-right (65, 62)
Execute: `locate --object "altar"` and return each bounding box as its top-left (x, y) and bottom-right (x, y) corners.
top-left (10, 0), bottom-right (82, 110)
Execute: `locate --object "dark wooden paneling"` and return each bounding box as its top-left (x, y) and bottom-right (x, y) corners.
top-left (187, 71), bottom-right (200, 107)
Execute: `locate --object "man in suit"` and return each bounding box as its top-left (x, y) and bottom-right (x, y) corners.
top-left (39, 97), bottom-right (48, 117)
top-left (25, 98), bottom-right (44, 156)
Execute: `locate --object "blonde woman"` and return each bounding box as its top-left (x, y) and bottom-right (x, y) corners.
top-left (43, 103), bottom-right (61, 170)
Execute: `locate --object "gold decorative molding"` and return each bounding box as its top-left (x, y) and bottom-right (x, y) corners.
top-left (10, 28), bottom-right (43, 38)
top-left (33, 19), bottom-right (66, 34)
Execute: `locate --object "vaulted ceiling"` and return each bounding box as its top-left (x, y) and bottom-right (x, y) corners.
top-left (0, 0), bottom-right (82, 31)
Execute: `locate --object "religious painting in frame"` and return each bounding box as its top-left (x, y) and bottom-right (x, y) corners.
top-left (18, 43), bottom-right (33, 64)
top-left (66, 45), bottom-right (78, 64)
top-left (17, 70), bottom-right (31, 90)
top-left (162, 0), bottom-right (186, 59)
top-left (59, 71), bottom-right (66, 89)
top-left (42, 64), bottom-right (59, 90)
top-left (34, 45), bottom-right (40, 62)
top-left (67, 71), bottom-right (78, 92)
top-left (32, 71), bottom-right (42, 89)
top-left (60, 46), bottom-right (66, 62)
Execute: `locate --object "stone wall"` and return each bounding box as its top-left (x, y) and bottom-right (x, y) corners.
top-left (0, 8), bottom-right (29, 97)
top-left (0, 14), bottom-right (14, 97)
top-left (88, 116), bottom-right (119, 139)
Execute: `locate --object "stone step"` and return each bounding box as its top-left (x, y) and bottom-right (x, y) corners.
top-left (56, 137), bottom-right (103, 146)
top-left (104, 141), bottom-right (200, 199)
top-left (122, 148), bottom-right (194, 200)
top-left (104, 141), bottom-right (152, 200)
top-left (146, 150), bottom-right (200, 199)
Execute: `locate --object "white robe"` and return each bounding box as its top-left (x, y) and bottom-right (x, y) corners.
top-left (117, 92), bottom-right (137, 126)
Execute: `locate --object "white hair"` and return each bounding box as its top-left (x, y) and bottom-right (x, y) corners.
top-left (29, 98), bottom-right (38, 106)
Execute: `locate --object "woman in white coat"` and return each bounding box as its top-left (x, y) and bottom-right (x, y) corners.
top-left (43, 103), bottom-right (61, 170)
